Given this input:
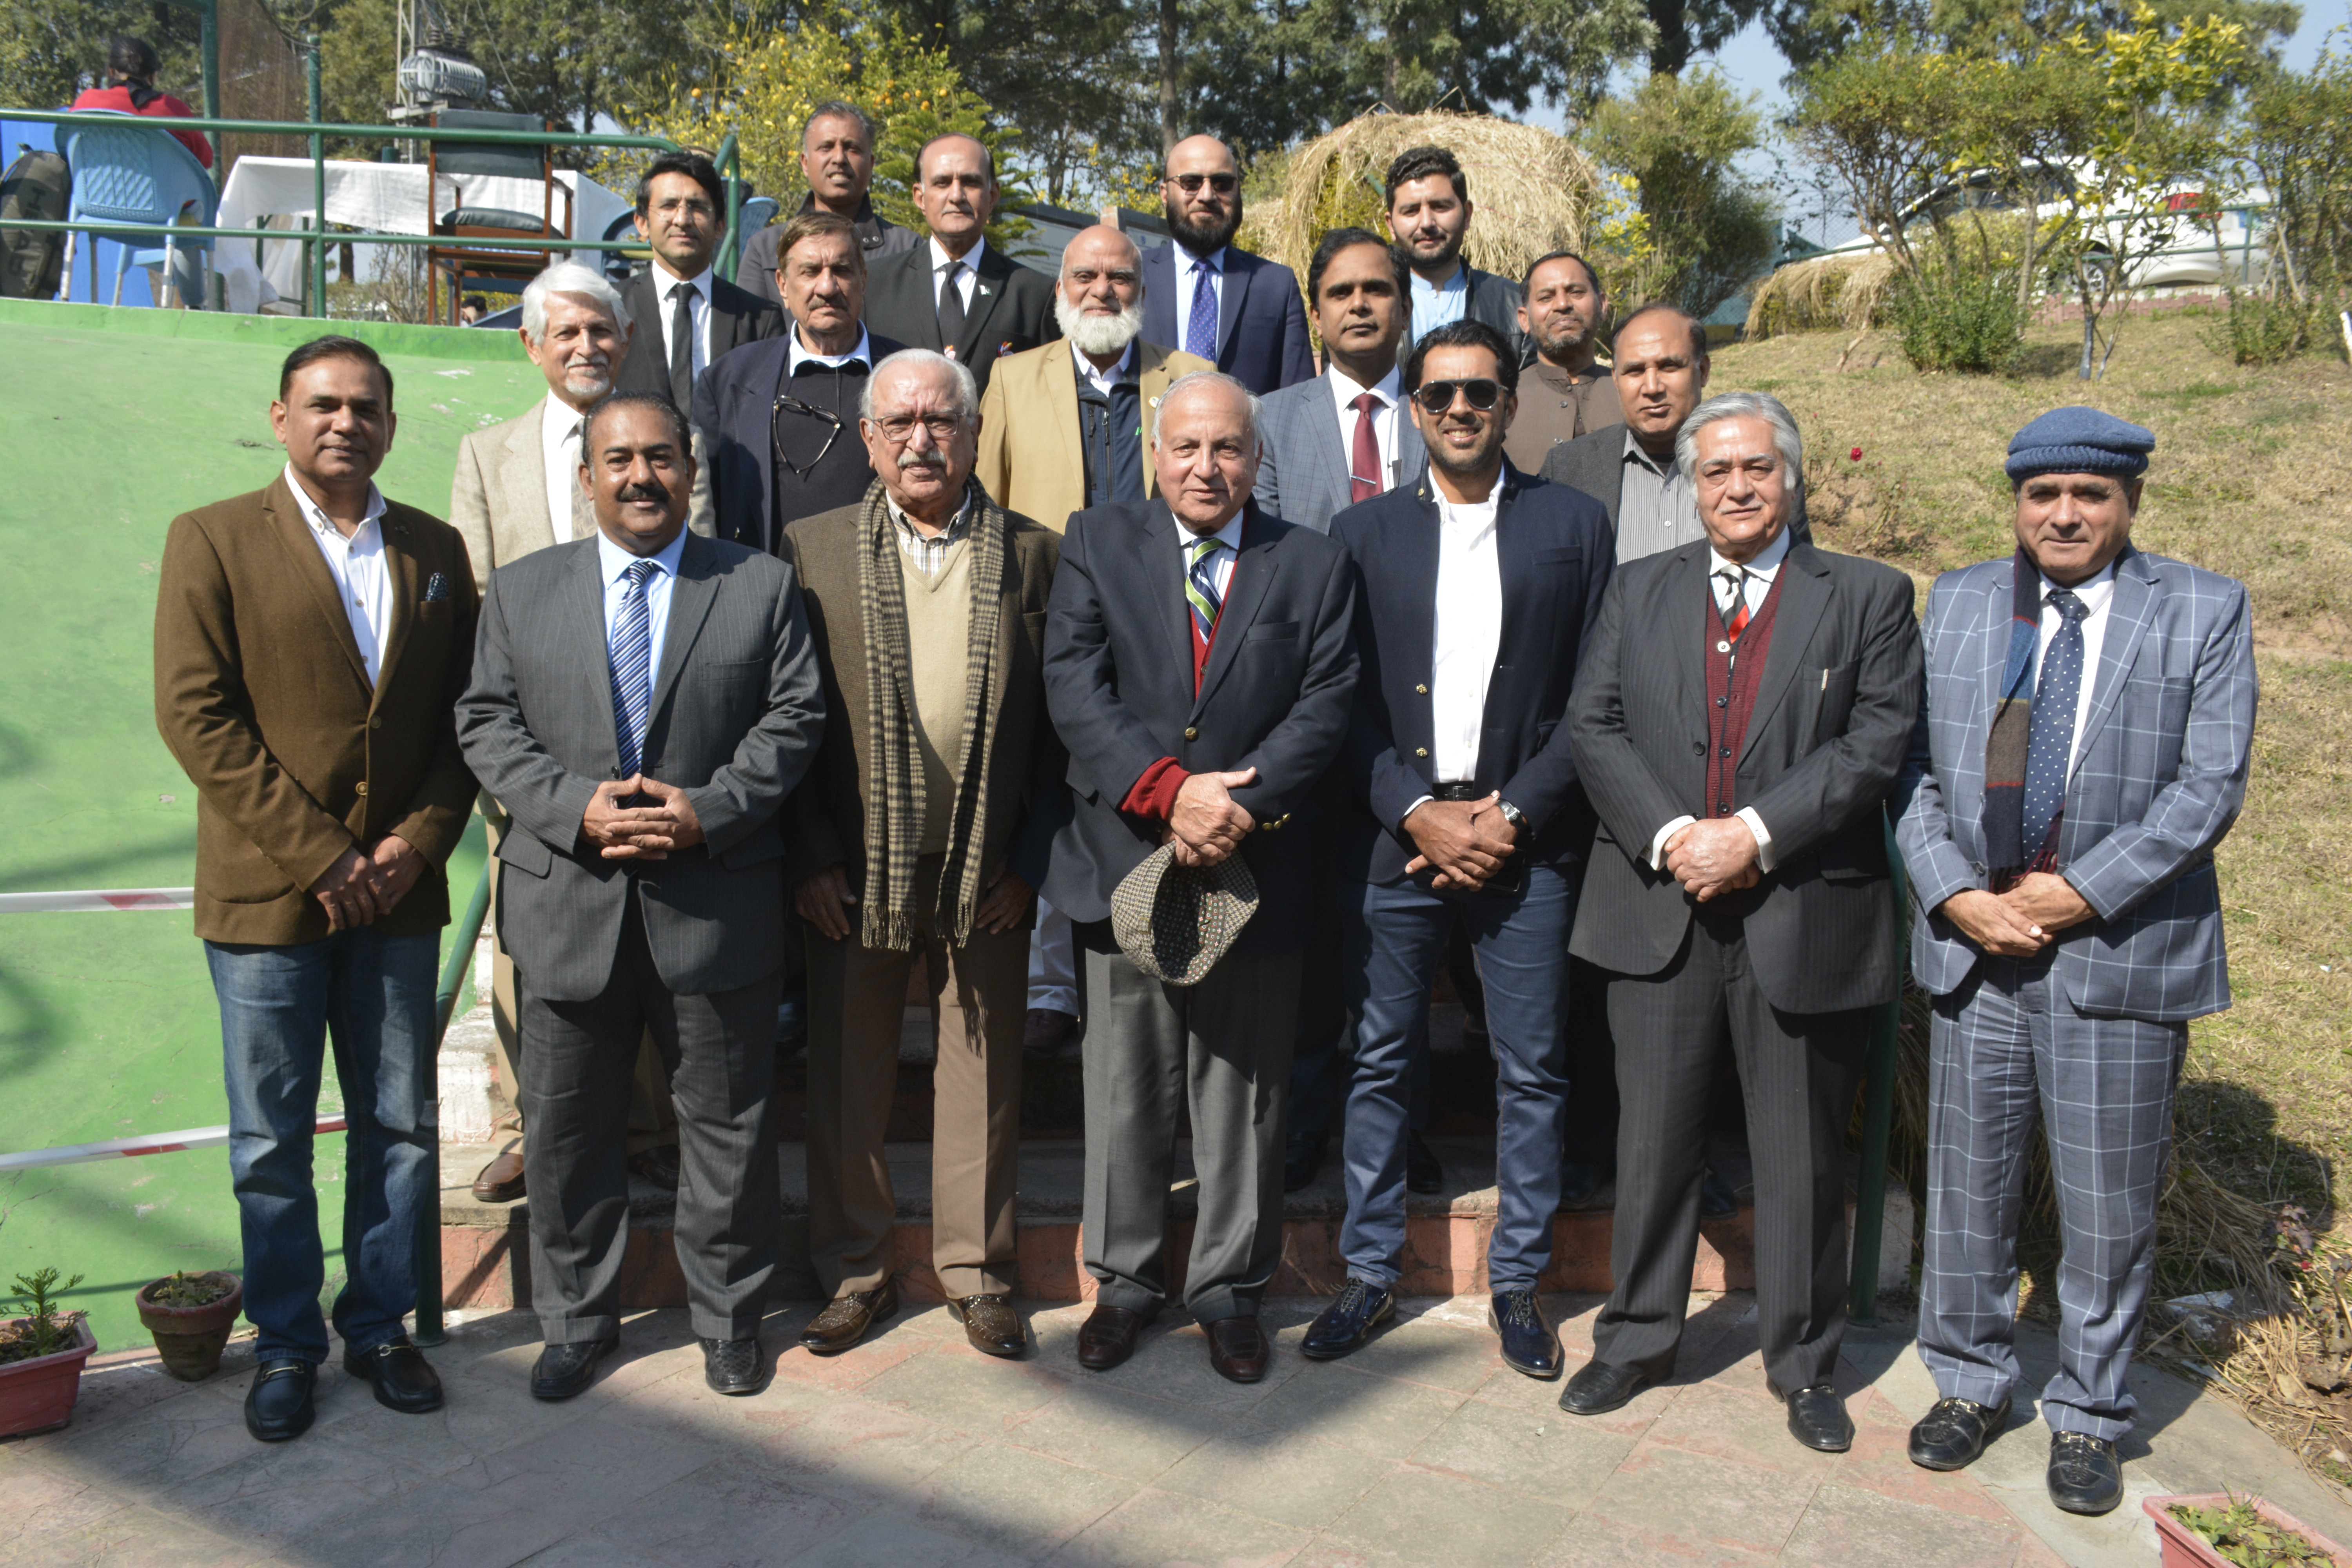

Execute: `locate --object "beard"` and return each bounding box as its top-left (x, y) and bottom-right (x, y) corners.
top-left (1164, 196), bottom-right (1242, 256)
top-left (1532, 316), bottom-right (1593, 359)
top-left (1056, 294), bottom-right (1144, 360)
top-left (559, 363), bottom-right (613, 401)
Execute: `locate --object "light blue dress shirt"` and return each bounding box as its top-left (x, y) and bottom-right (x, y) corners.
top-left (1405, 267), bottom-right (1469, 349)
top-left (596, 526), bottom-right (687, 692)
top-left (1172, 245), bottom-right (1227, 347)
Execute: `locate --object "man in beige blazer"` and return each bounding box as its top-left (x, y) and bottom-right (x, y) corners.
top-left (447, 261), bottom-right (684, 1203)
top-left (973, 224), bottom-right (1209, 1061)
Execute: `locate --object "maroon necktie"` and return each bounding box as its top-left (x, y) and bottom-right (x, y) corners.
top-left (1349, 392), bottom-right (1383, 504)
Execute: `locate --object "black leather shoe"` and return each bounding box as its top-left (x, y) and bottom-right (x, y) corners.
top-left (243, 1358), bottom-right (316, 1442)
top-left (1405, 1131), bottom-right (1443, 1195)
top-left (1557, 1160), bottom-right (1612, 1211)
top-left (1700, 1167), bottom-right (1739, 1218)
top-left (1784, 1384), bottom-right (1854, 1452)
top-left (2047, 1430), bottom-right (2125, 1515)
top-left (1560, 1359), bottom-right (1660, 1416)
top-left (1489, 1288), bottom-right (1562, 1379)
top-left (530, 1336), bottom-right (617, 1401)
top-left (627, 1144), bottom-right (681, 1191)
top-left (701, 1336), bottom-right (767, 1395)
top-left (342, 1336), bottom-right (445, 1414)
top-left (1283, 1132), bottom-right (1326, 1194)
top-left (1908, 1396), bottom-right (2011, 1471)
top-left (1302, 1278), bottom-right (1396, 1361)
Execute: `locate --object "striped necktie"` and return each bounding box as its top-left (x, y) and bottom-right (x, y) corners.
top-left (1717, 565), bottom-right (1751, 643)
top-left (1185, 535), bottom-right (1227, 643)
top-left (608, 559), bottom-right (660, 777)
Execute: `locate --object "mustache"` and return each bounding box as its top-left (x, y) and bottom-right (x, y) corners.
top-left (894, 450), bottom-right (947, 473)
top-left (616, 480), bottom-right (671, 505)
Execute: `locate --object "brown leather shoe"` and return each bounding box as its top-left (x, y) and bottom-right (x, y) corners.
top-left (1204, 1316), bottom-right (1270, 1383)
top-left (1075, 1303), bottom-right (1147, 1371)
top-left (626, 1144), bottom-right (681, 1191)
top-left (1024, 1008), bottom-right (1079, 1056)
top-left (797, 1280), bottom-right (898, 1355)
top-left (471, 1147), bottom-right (526, 1203)
top-left (947, 1294), bottom-right (1027, 1358)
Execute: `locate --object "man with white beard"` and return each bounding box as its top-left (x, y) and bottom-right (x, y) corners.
top-left (976, 224), bottom-right (1211, 1061)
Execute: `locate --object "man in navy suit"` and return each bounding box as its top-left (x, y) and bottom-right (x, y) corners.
top-left (1043, 371), bottom-right (1357, 1384)
top-left (1139, 135), bottom-right (1315, 396)
top-left (1308, 319), bottom-right (1612, 1377)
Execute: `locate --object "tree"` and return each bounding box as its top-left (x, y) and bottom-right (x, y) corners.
top-left (1647, 0), bottom-right (1765, 77)
top-left (1785, 37), bottom-right (1965, 278)
top-left (1763, 0), bottom-right (2292, 81)
top-left (1588, 68), bottom-right (1779, 315)
top-left (0, 0), bottom-right (200, 112)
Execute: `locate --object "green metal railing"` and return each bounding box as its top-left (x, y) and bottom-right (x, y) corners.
top-left (2, 107), bottom-right (746, 318)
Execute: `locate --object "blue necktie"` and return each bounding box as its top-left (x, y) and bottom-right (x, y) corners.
top-left (2022, 587), bottom-right (2088, 860)
top-left (608, 559), bottom-right (659, 777)
top-left (1185, 535), bottom-right (1226, 642)
top-left (1185, 258), bottom-right (1219, 362)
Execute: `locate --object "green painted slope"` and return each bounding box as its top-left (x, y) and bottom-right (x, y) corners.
top-left (0, 301), bottom-right (541, 1348)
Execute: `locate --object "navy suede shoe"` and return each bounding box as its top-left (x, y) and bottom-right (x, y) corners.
top-left (1301, 1277), bottom-right (1396, 1361)
top-left (1488, 1288), bottom-right (1562, 1379)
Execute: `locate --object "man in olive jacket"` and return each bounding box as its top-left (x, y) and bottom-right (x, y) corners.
top-left (153, 336), bottom-right (479, 1444)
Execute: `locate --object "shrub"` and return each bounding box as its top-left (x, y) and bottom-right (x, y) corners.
top-left (1886, 258), bottom-right (2033, 374)
top-left (2202, 293), bottom-right (2322, 366)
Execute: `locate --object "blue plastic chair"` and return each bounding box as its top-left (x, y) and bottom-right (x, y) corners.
top-left (60, 113), bottom-right (219, 308)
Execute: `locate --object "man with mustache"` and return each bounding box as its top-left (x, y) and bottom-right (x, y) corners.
top-left (734, 102), bottom-right (918, 309)
top-left (781, 350), bottom-right (1066, 1359)
top-left (1503, 250), bottom-right (1624, 473)
top-left (974, 226), bottom-right (1211, 1060)
top-left (449, 263), bottom-right (685, 1207)
top-left (458, 393), bottom-right (826, 1403)
top-left (1138, 134), bottom-right (1314, 395)
top-left (1383, 145), bottom-right (1525, 360)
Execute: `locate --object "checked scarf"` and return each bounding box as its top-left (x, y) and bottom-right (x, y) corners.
top-left (855, 477), bottom-right (1007, 951)
top-left (1982, 548), bottom-right (2043, 880)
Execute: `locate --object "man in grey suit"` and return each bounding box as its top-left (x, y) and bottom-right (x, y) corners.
top-left (1561, 392), bottom-right (1920, 1455)
top-left (1044, 372), bottom-right (1358, 1384)
top-left (1893, 409), bottom-right (2257, 1516)
top-left (457, 393), bottom-right (826, 1403)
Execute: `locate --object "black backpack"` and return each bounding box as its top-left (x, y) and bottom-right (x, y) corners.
top-left (0, 147), bottom-right (70, 300)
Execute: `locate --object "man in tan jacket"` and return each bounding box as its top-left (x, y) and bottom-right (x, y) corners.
top-left (447, 262), bottom-right (683, 1204)
top-left (784, 349), bottom-right (1065, 1359)
top-left (154, 336), bottom-right (478, 1443)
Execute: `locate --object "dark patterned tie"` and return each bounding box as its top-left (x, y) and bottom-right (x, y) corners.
top-left (1186, 258), bottom-right (1219, 361)
top-left (608, 559), bottom-right (660, 777)
top-left (1349, 392), bottom-right (1383, 504)
top-left (2022, 587), bottom-right (2089, 859)
top-left (667, 281), bottom-right (697, 410)
top-left (1717, 565), bottom-right (1751, 643)
top-left (936, 260), bottom-right (966, 355)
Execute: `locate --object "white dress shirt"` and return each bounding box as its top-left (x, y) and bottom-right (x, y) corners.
top-left (1073, 338), bottom-right (1136, 399)
top-left (596, 525), bottom-right (687, 693)
top-left (652, 264), bottom-right (715, 383)
top-left (1647, 526), bottom-right (1795, 873)
top-left (1173, 245), bottom-right (1227, 346)
top-left (540, 395), bottom-right (593, 541)
top-left (1428, 492), bottom-right (1503, 785)
top-left (2037, 562), bottom-right (2117, 773)
top-left (789, 324), bottom-right (873, 373)
top-left (286, 464), bottom-right (392, 685)
top-left (929, 236), bottom-right (985, 314)
top-left (1175, 507), bottom-right (1244, 604)
top-left (1327, 365), bottom-right (1402, 495)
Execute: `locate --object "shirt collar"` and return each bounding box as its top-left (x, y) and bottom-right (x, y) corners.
top-left (595, 524), bottom-right (688, 584)
top-left (1328, 363), bottom-right (1401, 407)
top-left (1708, 525), bottom-right (1793, 581)
top-left (1071, 338), bottom-right (1136, 385)
top-left (1179, 243), bottom-right (1228, 273)
top-left (1411, 266), bottom-right (1467, 297)
top-left (543, 394), bottom-right (592, 445)
top-left (929, 235), bottom-right (987, 275)
top-left (884, 486), bottom-right (974, 541)
top-left (2038, 561), bottom-right (2117, 613)
top-left (656, 264), bottom-right (714, 303)
top-left (1176, 506), bottom-right (1247, 557)
top-left (790, 324), bottom-right (872, 374)
top-left (1622, 426), bottom-right (1676, 479)
top-left (284, 463), bottom-right (386, 539)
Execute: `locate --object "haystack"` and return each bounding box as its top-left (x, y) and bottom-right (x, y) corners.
top-left (1744, 250), bottom-right (1899, 340)
top-left (1243, 111), bottom-right (1602, 299)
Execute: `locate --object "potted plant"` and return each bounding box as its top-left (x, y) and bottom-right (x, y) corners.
top-left (0, 1266), bottom-right (96, 1438)
top-left (2146, 1493), bottom-right (2351, 1568)
top-left (134, 1270), bottom-right (243, 1381)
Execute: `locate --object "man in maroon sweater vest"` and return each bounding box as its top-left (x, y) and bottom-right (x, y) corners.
top-left (1560, 390), bottom-right (1921, 1455)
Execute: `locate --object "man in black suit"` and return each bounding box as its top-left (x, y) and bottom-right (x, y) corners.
top-left (1560, 390), bottom-right (1921, 1454)
top-left (1384, 145), bottom-right (1525, 361)
top-left (1310, 320), bottom-right (1612, 1379)
top-left (614, 151), bottom-right (783, 410)
top-left (1138, 134), bottom-right (1314, 396)
top-left (1043, 371), bottom-right (1358, 1385)
top-left (695, 211), bottom-right (909, 554)
top-left (860, 133), bottom-right (1055, 396)
top-left (734, 101), bottom-right (919, 308)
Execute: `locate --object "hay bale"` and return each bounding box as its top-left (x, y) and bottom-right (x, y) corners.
top-left (1241, 111), bottom-right (1601, 301)
top-left (1745, 250), bottom-right (1898, 340)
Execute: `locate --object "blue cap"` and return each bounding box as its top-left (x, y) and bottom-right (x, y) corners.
top-left (2004, 406), bottom-right (2156, 482)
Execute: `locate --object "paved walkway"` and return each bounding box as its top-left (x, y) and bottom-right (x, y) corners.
top-left (5, 1292), bottom-right (2348, 1567)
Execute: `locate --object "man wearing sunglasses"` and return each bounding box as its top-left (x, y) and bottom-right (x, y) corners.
top-left (1310, 319), bottom-right (1613, 1376)
top-left (1138, 135), bottom-right (1314, 395)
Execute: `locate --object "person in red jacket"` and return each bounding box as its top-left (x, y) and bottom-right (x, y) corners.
top-left (72, 35), bottom-right (212, 169)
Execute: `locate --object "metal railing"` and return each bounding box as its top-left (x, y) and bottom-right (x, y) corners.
top-left (0, 109), bottom-right (747, 318)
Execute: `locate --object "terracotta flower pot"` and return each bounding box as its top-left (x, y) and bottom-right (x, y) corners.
top-left (2145, 1494), bottom-right (2352, 1568)
top-left (134, 1272), bottom-right (244, 1382)
top-left (0, 1316), bottom-right (98, 1437)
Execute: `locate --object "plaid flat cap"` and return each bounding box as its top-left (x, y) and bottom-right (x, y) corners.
top-left (1110, 843), bottom-right (1259, 987)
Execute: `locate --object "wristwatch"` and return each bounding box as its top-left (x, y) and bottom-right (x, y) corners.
top-left (1494, 800), bottom-right (1529, 833)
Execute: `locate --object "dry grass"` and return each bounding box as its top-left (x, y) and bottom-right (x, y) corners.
top-left (1726, 307), bottom-right (2352, 1488)
top-left (1746, 250), bottom-right (1899, 339)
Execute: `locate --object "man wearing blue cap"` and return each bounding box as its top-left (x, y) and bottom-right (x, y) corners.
top-left (1894, 407), bottom-right (2258, 1514)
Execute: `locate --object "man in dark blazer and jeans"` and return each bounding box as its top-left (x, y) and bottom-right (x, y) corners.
top-left (1562, 391), bottom-right (1920, 1454)
top-left (1312, 320), bottom-right (1613, 1378)
top-left (1043, 371), bottom-right (1358, 1384)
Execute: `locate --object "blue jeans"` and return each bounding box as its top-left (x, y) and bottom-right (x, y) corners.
top-left (1339, 863), bottom-right (1577, 1292)
top-left (206, 927), bottom-right (439, 1364)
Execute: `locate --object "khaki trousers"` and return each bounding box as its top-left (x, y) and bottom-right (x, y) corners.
top-left (484, 813), bottom-right (677, 1156)
top-left (804, 860), bottom-right (1026, 1299)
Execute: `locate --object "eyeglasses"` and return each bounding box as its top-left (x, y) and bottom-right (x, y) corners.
top-left (867, 412), bottom-right (968, 444)
top-left (1166, 172), bottom-right (1238, 194)
top-left (771, 395), bottom-right (843, 477)
top-left (1411, 378), bottom-right (1504, 414)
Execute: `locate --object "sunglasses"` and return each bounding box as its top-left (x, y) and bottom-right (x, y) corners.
top-left (1167, 172), bottom-right (1238, 194)
top-left (1412, 378), bottom-right (1504, 414)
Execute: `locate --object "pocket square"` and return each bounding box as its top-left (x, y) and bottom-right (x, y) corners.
top-left (423, 571), bottom-right (451, 603)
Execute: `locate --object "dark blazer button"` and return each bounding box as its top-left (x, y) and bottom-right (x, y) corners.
top-left (1415, 747), bottom-right (1429, 758)
top-left (1691, 741), bottom-right (1705, 756)
top-left (1719, 747), bottom-right (1731, 757)
top-left (354, 780), bottom-right (368, 796)
top-left (1416, 684), bottom-right (1428, 694)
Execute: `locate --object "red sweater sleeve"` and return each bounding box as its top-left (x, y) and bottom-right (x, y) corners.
top-left (1120, 757), bottom-right (1189, 821)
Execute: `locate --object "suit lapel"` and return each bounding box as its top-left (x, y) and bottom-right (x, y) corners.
top-left (1192, 505), bottom-right (1279, 715)
top-left (646, 532), bottom-right (720, 731)
top-left (1139, 345), bottom-right (1177, 501)
top-left (1395, 408), bottom-right (1428, 488)
top-left (567, 541), bottom-right (623, 768)
top-left (1975, 558), bottom-right (2014, 728)
top-left (1396, 485), bottom-right (1442, 730)
top-left (264, 475), bottom-right (372, 693)
top-left (1488, 477), bottom-right (1535, 689)
top-left (1045, 347), bottom-right (1089, 509)
top-left (1141, 245), bottom-right (1176, 346)
top-left (1215, 250), bottom-right (1247, 360)
top-left (954, 250), bottom-right (1011, 365)
top-left (2067, 546), bottom-right (2157, 780)
top-left (369, 506), bottom-right (422, 706)
top-left (508, 397), bottom-right (559, 551)
top-left (1738, 543), bottom-right (1832, 766)
top-left (1136, 502), bottom-right (1194, 686)
top-left (1666, 543), bottom-right (1711, 722)
top-left (1307, 375), bottom-right (1350, 519)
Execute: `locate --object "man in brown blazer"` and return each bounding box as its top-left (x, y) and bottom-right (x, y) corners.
top-left (783, 348), bottom-right (1065, 1359)
top-left (153, 336), bottom-right (479, 1445)
top-left (447, 261), bottom-right (682, 1205)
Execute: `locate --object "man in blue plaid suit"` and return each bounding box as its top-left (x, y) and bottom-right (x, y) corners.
top-left (1893, 407), bottom-right (2258, 1516)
